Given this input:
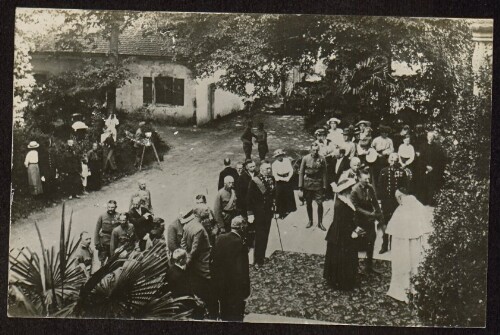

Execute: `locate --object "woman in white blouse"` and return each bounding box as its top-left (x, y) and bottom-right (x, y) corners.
top-left (24, 141), bottom-right (43, 195)
top-left (272, 149), bottom-right (297, 219)
top-left (398, 134), bottom-right (415, 171)
top-left (105, 112), bottom-right (120, 142)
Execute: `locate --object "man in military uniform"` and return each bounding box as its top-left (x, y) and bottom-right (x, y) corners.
top-left (74, 231), bottom-right (94, 279)
top-left (351, 169), bottom-right (383, 274)
top-left (110, 212), bottom-right (136, 257)
top-left (314, 128), bottom-right (333, 158)
top-left (299, 143), bottom-right (328, 231)
top-left (94, 200), bottom-right (120, 266)
top-left (377, 153), bottom-right (409, 254)
top-left (214, 175), bottom-right (238, 234)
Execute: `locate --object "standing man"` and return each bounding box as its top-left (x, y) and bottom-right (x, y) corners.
top-left (110, 212), bottom-right (136, 257)
top-left (86, 142), bottom-right (102, 191)
top-left (314, 128), bottom-right (332, 158)
top-left (299, 143), bottom-right (328, 231)
top-left (247, 162), bottom-right (276, 268)
top-left (167, 210), bottom-right (192, 255)
top-left (61, 139), bottom-right (82, 200)
top-left (74, 231), bottom-right (94, 279)
top-left (217, 158), bottom-right (239, 190)
top-left (235, 160), bottom-right (256, 217)
top-left (377, 153), bottom-right (409, 254)
top-left (371, 125), bottom-right (394, 187)
top-left (235, 162), bottom-right (244, 176)
top-left (166, 249), bottom-right (194, 298)
top-left (94, 200), bottom-right (120, 266)
top-left (128, 197), bottom-right (154, 251)
top-left (211, 216), bottom-right (250, 321)
top-left (351, 169), bottom-right (383, 274)
top-left (254, 122), bottom-right (269, 161)
top-left (241, 121), bottom-right (255, 160)
top-left (129, 180), bottom-right (153, 212)
top-left (214, 176), bottom-right (238, 234)
top-left (181, 211), bottom-right (214, 316)
top-left (39, 138), bottom-right (59, 202)
top-left (327, 148), bottom-right (350, 187)
top-left (417, 131), bottom-right (445, 206)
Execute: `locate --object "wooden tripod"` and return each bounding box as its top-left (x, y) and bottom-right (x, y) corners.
top-left (138, 141), bottom-right (162, 171)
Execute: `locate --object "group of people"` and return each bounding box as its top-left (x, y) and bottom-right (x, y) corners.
top-left (71, 115), bottom-right (444, 323)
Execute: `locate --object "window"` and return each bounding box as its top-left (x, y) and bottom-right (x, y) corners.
top-left (143, 76), bottom-right (184, 106)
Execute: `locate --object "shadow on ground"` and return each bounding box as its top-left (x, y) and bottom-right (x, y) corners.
top-left (246, 250), bottom-right (421, 326)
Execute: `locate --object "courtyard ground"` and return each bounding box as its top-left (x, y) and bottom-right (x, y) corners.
top-left (9, 111), bottom-right (423, 325)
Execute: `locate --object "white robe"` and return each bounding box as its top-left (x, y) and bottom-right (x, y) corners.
top-left (386, 195), bottom-right (433, 302)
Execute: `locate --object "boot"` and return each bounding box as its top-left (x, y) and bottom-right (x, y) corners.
top-left (306, 220), bottom-right (313, 228)
top-left (317, 220), bottom-right (326, 231)
top-left (379, 234), bottom-right (389, 254)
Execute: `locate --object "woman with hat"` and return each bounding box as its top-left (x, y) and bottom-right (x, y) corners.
top-left (323, 178), bottom-right (359, 290)
top-left (355, 120), bottom-right (372, 142)
top-left (24, 141), bottom-right (44, 196)
top-left (326, 117), bottom-right (344, 148)
top-left (272, 149), bottom-right (297, 219)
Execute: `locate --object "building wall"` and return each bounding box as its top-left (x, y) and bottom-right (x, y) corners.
top-left (116, 59), bottom-right (196, 122)
top-left (195, 70), bottom-right (245, 125)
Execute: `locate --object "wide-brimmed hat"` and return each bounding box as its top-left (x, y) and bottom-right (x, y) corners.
top-left (72, 121), bottom-right (89, 131)
top-left (327, 117), bottom-right (341, 125)
top-left (179, 209), bottom-right (195, 224)
top-left (27, 141), bottom-right (39, 149)
top-left (273, 149), bottom-right (286, 158)
top-left (356, 120), bottom-right (371, 127)
top-left (331, 178), bottom-right (357, 193)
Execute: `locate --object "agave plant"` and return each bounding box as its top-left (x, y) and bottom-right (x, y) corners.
top-left (8, 202), bottom-right (86, 317)
top-left (74, 240), bottom-right (201, 320)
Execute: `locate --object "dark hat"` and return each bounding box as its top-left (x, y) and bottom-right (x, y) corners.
top-left (379, 125), bottom-right (392, 133)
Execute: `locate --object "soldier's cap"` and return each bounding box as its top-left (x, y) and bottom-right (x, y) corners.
top-left (314, 129), bottom-right (326, 136)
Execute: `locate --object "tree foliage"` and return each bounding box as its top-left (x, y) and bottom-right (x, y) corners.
top-left (410, 60), bottom-right (491, 327)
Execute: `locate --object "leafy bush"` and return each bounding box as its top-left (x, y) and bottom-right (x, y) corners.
top-left (409, 61), bottom-right (491, 327)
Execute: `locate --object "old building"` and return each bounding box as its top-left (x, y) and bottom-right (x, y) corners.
top-left (31, 30), bottom-right (244, 125)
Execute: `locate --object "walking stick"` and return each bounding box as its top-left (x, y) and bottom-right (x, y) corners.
top-left (273, 213), bottom-right (284, 251)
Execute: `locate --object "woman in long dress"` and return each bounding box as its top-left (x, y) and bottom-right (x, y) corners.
top-left (271, 149), bottom-right (297, 219)
top-left (24, 141), bottom-right (43, 196)
top-left (386, 187), bottom-right (433, 302)
top-left (323, 178), bottom-right (358, 290)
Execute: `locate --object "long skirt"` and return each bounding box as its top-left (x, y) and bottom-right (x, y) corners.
top-left (275, 181), bottom-right (297, 217)
top-left (387, 236), bottom-right (424, 302)
top-left (323, 241), bottom-right (358, 290)
top-left (27, 164), bottom-right (43, 195)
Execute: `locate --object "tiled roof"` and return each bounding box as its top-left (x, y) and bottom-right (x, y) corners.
top-left (36, 28), bottom-right (175, 58)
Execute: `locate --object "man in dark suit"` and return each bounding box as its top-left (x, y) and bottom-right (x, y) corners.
top-left (128, 196), bottom-right (154, 251)
top-left (235, 160), bottom-right (257, 217)
top-left (211, 216), bottom-right (250, 321)
top-left (351, 168), bottom-right (384, 274)
top-left (326, 148), bottom-right (351, 195)
top-left (247, 162), bottom-right (276, 268)
top-left (218, 158), bottom-right (239, 190)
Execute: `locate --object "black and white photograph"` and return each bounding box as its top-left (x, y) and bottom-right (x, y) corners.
top-left (8, 7), bottom-right (493, 328)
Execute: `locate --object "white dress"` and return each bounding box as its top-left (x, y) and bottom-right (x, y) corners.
top-left (105, 116), bottom-right (120, 141)
top-left (386, 195), bottom-right (433, 302)
top-left (327, 128), bottom-right (344, 148)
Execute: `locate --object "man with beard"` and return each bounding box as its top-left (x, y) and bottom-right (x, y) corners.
top-left (211, 216), bottom-right (250, 321)
top-left (235, 160), bottom-right (257, 217)
top-left (214, 176), bottom-right (238, 234)
top-left (351, 169), bottom-right (384, 274)
top-left (217, 158), bottom-right (239, 190)
top-left (247, 162), bottom-right (276, 268)
top-left (94, 200), bottom-right (120, 266)
top-left (377, 153), bottom-right (409, 254)
top-left (299, 143), bottom-right (328, 231)
top-left (110, 212), bottom-right (136, 257)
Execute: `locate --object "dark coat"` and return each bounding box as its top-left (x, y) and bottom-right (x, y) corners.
top-left (326, 156), bottom-right (351, 184)
top-left (181, 219), bottom-right (211, 280)
top-left (235, 170), bottom-right (254, 214)
top-left (350, 182), bottom-right (381, 231)
top-left (210, 232), bottom-right (250, 300)
top-left (165, 264), bottom-right (194, 298)
top-left (246, 175), bottom-right (276, 216)
top-left (218, 166), bottom-right (239, 190)
top-left (128, 207), bottom-right (153, 240)
top-left (167, 218), bottom-right (184, 253)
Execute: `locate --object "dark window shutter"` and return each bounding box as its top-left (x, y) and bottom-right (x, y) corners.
top-left (155, 77), bottom-right (167, 104)
top-left (143, 77), bottom-right (153, 104)
top-left (173, 78), bottom-right (184, 106)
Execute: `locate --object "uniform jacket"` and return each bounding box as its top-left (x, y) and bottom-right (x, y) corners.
top-left (246, 174), bottom-right (276, 216)
top-left (299, 153), bottom-right (328, 190)
top-left (235, 170), bottom-right (254, 213)
top-left (94, 212), bottom-right (120, 246)
top-left (377, 166), bottom-right (409, 201)
top-left (181, 219), bottom-right (211, 279)
top-left (210, 231), bottom-right (250, 300)
top-left (167, 218), bottom-right (184, 253)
